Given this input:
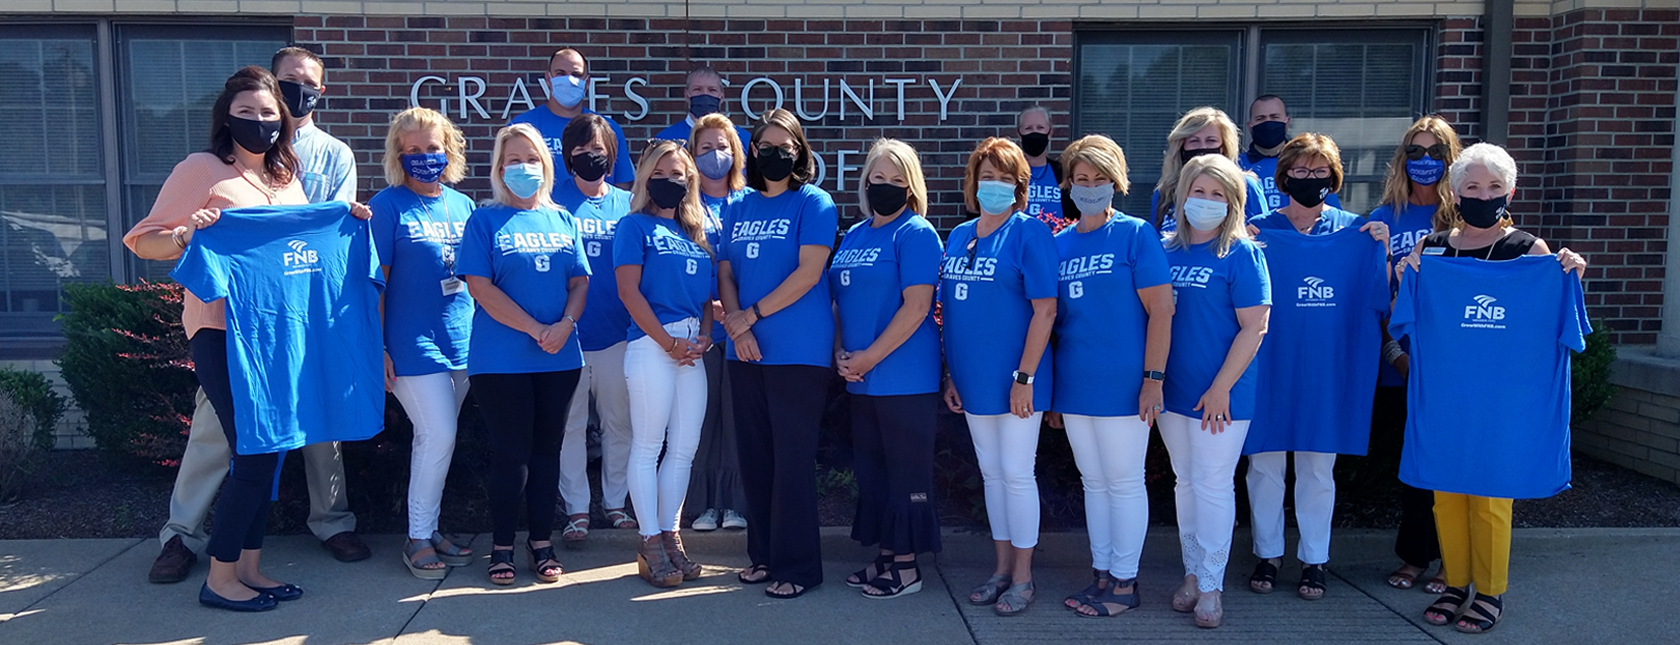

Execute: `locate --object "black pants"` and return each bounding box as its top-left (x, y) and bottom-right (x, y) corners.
top-left (687, 345), bottom-right (745, 515)
top-left (1377, 386), bottom-right (1441, 567)
top-left (730, 361), bottom-right (828, 587)
top-left (192, 330), bottom-right (282, 564)
top-left (851, 393), bottom-right (942, 555)
top-left (470, 370), bottom-right (581, 547)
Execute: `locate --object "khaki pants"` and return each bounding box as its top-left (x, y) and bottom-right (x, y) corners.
top-left (158, 388), bottom-right (356, 552)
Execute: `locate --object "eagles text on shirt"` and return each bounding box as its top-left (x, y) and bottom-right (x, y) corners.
top-left (1059, 253), bottom-right (1114, 300)
top-left (496, 230), bottom-right (576, 270)
top-left (577, 216), bottom-right (617, 258)
top-left (1170, 264), bottom-right (1214, 289)
top-left (730, 218), bottom-right (793, 257)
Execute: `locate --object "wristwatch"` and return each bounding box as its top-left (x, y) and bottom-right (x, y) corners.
top-left (1144, 370), bottom-right (1166, 382)
top-left (1012, 370), bottom-right (1034, 385)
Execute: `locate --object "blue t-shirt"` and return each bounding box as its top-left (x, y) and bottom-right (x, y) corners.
top-left (1370, 202), bottom-right (1438, 387)
top-left (653, 117), bottom-right (754, 150)
top-left (553, 180), bottom-right (632, 351)
top-left (1149, 175), bottom-right (1268, 235)
top-left (829, 212), bottom-right (944, 396)
top-left (1162, 237), bottom-right (1271, 420)
top-left (292, 123), bottom-right (357, 204)
top-left (940, 212), bottom-right (1059, 415)
top-left (718, 183), bottom-right (839, 367)
top-left (1026, 163), bottom-right (1065, 231)
top-left (455, 203), bottom-right (592, 375)
top-left (1051, 214), bottom-right (1172, 417)
top-left (1245, 226), bottom-right (1389, 455)
top-left (1248, 206), bottom-right (1363, 235)
top-left (1391, 255), bottom-right (1589, 499)
top-left (703, 190), bottom-right (751, 345)
top-left (171, 202), bottom-right (385, 454)
top-left (369, 185), bottom-right (476, 376)
top-left (613, 213), bottom-right (715, 342)
top-left (508, 106), bottom-right (635, 186)
top-left (1240, 153), bottom-right (1344, 211)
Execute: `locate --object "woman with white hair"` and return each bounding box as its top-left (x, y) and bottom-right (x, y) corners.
top-left (1400, 142), bottom-right (1585, 634)
top-left (1149, 107), bottom-right (1268, 234)
top-left (456, 123), bottom-right (590, 586)
top-left (1158, 154), bottom-right (1271, 629)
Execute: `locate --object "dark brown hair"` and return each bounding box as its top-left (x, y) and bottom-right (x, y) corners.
top-left (270, 46), bottom-right (322, 73)
top-left (206, 66), bottom-right (299, 185)
top-left (745, 108), bottom-right (816, 191)
top-left (559, 113), bottom-right (617, 175)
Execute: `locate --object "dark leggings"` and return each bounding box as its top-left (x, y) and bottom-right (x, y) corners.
top-left (730, 361), bottom-right (829, 587)
top-left (1378, 386), bottom-right (1441, 567)
top-left (192, 330), bottom-right (282, 564)
top-left (851, 393), bottom-right (942, 555)
top-left (470, 370), bottom-right (581, 548)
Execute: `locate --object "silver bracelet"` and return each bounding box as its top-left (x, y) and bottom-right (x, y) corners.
top-left (1382, 339), bottom-right (1406, 366)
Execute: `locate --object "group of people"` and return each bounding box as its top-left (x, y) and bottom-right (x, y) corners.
top-left (123, 45), bottom-right (1590, 638)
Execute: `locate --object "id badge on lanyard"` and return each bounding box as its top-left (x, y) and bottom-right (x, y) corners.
top-left (440, 244), bottom-right (465, 295)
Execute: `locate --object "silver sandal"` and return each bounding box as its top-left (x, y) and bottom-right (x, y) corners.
top-left (968, 574), bottom-right (1011, 605)
top-left (430, 532), bottom-right (472, 567)
top-left (993, 581), bottom-right (1036, 616)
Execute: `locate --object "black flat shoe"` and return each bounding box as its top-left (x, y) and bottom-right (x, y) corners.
top-left (199, 583), bottom-right (278, 612)
top-left (246, 582), bottom-right (303, 602)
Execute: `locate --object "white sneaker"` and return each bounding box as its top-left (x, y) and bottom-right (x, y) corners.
top-left (721, 509), bottom-right (747, 530)
top-left (692, 508), bottom-right (720, 531)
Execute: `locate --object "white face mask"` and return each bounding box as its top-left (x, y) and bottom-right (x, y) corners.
top-left (1182, 197), bottom-right (1229, 232)
top-left (1068, 182), bottom-right (1115, 216)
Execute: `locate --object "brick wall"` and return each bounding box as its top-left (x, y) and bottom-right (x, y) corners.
top-left (1576, 350), bottom-right (1680, 486)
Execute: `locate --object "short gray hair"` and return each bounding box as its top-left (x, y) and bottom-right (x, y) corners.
top-left (1449, 142), bottom-right (1518, 195)
top-left (1016, 105), bottom-right (1051, 132)
top-left (686, 65), bottom-right (721, 86)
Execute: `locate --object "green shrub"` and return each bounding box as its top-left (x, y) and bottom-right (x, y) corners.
top-left (1571, 319), bottom-right (1618, 425)
top-left (0, 390), bottom-right (43, 500)
top-left (0, 368), bottom-right (66, 450)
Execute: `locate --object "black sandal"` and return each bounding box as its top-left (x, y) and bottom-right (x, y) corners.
top-left (1064, 569), bottom-right (1111, 610)
top-left (1249, 560), bottom-right (1279, 594)
top-left (737, 563), bottom-right (771, 585)
top-left (1298, 564), bottom-right (1327, 600)
top-left (526, 540), bottom-right (561, 584)
top-left (765, 580), bottom-right (816, 599)
top-left (1424, 585), bottom-right (1471, 626)
top-left (1074, 577), bottom-right (1140, 618)
top-left (862, 560), bottom-right (922, 600)
top-left (487, 548), bottom-right (516, 586)
top-left (846, 553), bottom-right (893, 589)
top-left (1455, 593), bottom-right (1503, 634)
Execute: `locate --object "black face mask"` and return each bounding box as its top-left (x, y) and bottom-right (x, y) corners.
top-left (228, 115), bottom-right (282, 154)
top-left (1458, 195), bottom-right (1509, 229)
top-left (1251, 120), bottom-right (1289, 150)
top-left (866, 182), bottom-right (908, 217)
top-left (1020, 132), bottom-right (1050, 157)
top-left (570, 151), bottom-right (611, 182)
top-left (277, 80), bottom-right (320, 119)
top-left (1180, 146), bottom-right (1221, 164)
top-left (647, 177), bottom-right (689, 210)
top-left (754, 146), bottom-right (797, 182)
top-left (1284, 176), bottom-right (1334, 208)
top-left (688, 94), bottom-right (721, 119)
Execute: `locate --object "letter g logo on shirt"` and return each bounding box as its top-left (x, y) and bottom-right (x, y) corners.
top-left (746, 242), bottom-right (760, 259)
top-left (534, 254), bottom-right (551, 272)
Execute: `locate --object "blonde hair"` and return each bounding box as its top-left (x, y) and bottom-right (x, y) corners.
top-left (1166, 154), bottom-right (1251, 257)
top-left (1059, 135), bottom-right (1130, 219)
top-left (489, 123), bottom-right (558, 209)
top-left (1378, 115), bottom-right (1462, 232)
top-left (856, 139), bottom-right (929, 218)
top-left (382, 107), bottom-right (468, 187)
top-left (1155, 107), bottom-right (1240, 225)
top-left (630, 139), bottom-right (711, 253)
top-left (1275, 132), bottom-right (1345, 195)
top-left (688, 113), bottom-right (746, 193)
top-left (963, 137), bottom-right (1030, 215)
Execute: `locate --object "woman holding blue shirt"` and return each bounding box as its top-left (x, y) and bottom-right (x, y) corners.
top-left (685, 113), bottom-right (752, 532)
top-left (369, 107), bottom-right (477, 579)
top-left (457, 123), bottom-right (590, 586)
top-left (716, 108), bottom-right (839, 599)
top-left (1159, 154), bottom-right (1271, 628)
top-left (831, 139), bottom-right (945, 600)
top-left (1048, 135), bottom-right (1174, 618)
top-left (942, 137), bottom-right (1059, 617)
top-left (615, 140), bottom-right (716, 588)
top-left (1149, 107), bottom-right (1267, 234)
top-left (554, 113), bottom-right (638, 542)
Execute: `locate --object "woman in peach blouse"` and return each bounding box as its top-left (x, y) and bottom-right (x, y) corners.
top-left (123, 66), bottom-right (371, 612)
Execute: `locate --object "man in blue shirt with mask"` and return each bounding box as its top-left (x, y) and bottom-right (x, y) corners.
top-left (274, 47), bottom-right (357, 204)
top-left (510, 48), bottom-right (635, 189)
top-left (1241, 95), bottom-right (1341, 212)
top-left (653, 66), bottom-right (753, 146)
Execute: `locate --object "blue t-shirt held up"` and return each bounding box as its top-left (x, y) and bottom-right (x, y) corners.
top-left (1370, 202), bottom-right (1438, 387)
top-left (1391, 255), bottom-right (1589, 499)
top-left (554, 180), bottom-right (633, 351)
top-left (829, 212), bottom-right (944, 397)
top-left (613, 213), bottom-right (715, 342)
top-left (1162, 236), bottom-right (1271, 420)
top-left (369, 185), bottom-right (476, 377)
top-left (941, 212), bottom-right (1060, 415)
top-left (1248, 206), bottom-right (1363, 235)
top-left (455, 203), bottom-right (591, 376)
top-left (508, 106), bottom-right (636, 186)
top-left (718, 183), bottom-right (839, 367)
top-left (1051, 214), bottom-right (1172, 417)
top-left (1245, 226), bottom-right (1389, 455)
top-left (171, 202), bottom-right (385, 455)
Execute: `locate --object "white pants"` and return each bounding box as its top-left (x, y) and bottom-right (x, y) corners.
top-left (966, 412), bottom-right (1041, 549)
top-left (1064, 414), bottom-right (1150, 579)
top-left (624, 319), bottom-right (708, 538)
top-left (1157, 411), bottom-right (1250, 593)
top-left (1247, 450), bottom-right (1337, 564)
top-left (560, 340), bottom-right (633, 514)
top-left (392, 370), bottom-right (470, 540)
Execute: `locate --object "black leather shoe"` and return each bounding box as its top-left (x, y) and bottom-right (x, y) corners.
top-left (149, 536), bottom-right (198, 584)
top-left (199, 583), bottom-right (278, 612)
top-left (322, 532), bottom-right (372, 562)
top-left (246, 582), bottom-right (303, 601)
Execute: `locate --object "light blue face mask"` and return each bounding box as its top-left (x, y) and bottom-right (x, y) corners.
top-left (976, 180), bottom-right (1017, 216)
top-left (1182, 197), bottom-right (1229, 231)
top-left (550, 75), bottom-right (586, 108)
top-left (503, 163), bottom-right (544, 200)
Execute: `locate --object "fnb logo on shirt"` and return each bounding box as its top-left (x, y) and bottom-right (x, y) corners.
top-left (1297, 276), bottom-right (1336, 307)
top-left (1462, 294), bottom-right (1507, 329)
top-left (283, 240), bottom-right (319, 267)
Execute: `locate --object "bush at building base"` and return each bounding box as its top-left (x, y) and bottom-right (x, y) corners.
top-left (57, 281), bottom-right (196, 467)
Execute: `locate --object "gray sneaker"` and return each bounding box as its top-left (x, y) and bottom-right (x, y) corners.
top-left (691, 508), bottom-right (720, 531)
top-left (721, 509), bottom-right (748, 530)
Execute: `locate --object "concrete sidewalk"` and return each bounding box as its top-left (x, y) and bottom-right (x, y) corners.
top-left (0, 527), bottom-right (1674, 645)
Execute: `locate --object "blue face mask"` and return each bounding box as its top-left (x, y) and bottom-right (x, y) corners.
top-left (1406, 155), bottom-right (1445, 185)
top-left (401, 152), bottom-right (449, 184)
top-left (695, 149), bottom-right (733, 181)
top-left (550, 75), bottom-right (586, 108)
top-left (502, 163), bottom-right (544, 200)
top-left (1182, 197), bottom-right (1229, 232)
top-left (689, 94), bottom-right (721, 119)
top-left (976, 180), bottom-right (1017, 216)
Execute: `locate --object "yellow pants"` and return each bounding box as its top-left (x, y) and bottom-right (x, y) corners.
top-left (1433, 492), bottom-right (1512, 595)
